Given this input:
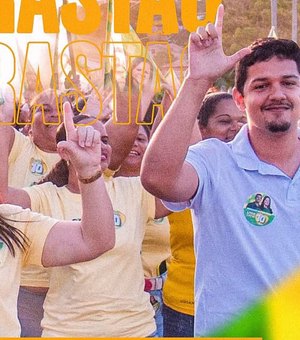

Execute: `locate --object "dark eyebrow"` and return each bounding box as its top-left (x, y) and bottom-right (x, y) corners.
top-left (281, 75), bottom-right (300, 80)
top-left (251, 75), bottom-right (299, 83)
top-left (214, 114), bottom-right (231, 118)
top-left (251, 78), bottom-right (268, 83)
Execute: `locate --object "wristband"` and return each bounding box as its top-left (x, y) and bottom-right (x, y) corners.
top-left (78, 169), bottom-right (102, 184)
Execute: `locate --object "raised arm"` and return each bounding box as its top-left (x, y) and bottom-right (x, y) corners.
top-left (42, 102), bottom-right (115, 267)
top-left (105, 84), bottom-right (154, 171)
top-left (141, 5), bottom-right (250, 202)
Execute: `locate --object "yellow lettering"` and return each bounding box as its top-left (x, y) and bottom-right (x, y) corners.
top-left (136, 42), bottom-right (177, 124)
top-left (103, 42), bottom-right (143, 124)
top-left (20, 42), bottom-right (59, 123)
top-left (181, 0), bottom-right (222, 32)
top-left (137, 0), bottom-right (178, 34)
top-left (180, 45), bottom-right (188, 84)
top-left (61, 40), bottom-right (102, 120)
top-left (61, 0), bottom-right (101, 35)
top-left (114, 0), bottom-right (130, 33)
top-left (17, 0), bottom-right (59, 33)
top-left (0, 0), bottom-right (14, 33)
top-left (0, 43), bottom-right (16, 124)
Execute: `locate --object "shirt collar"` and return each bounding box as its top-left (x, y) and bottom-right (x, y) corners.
top-left (230, 125), bottom-right (289, 176)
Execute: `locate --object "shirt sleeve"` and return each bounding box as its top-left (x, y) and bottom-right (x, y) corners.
top-left (0, 204), bottom-right (58, 267)
top-left (19, 209), bottom-right (58, 267)
top-left (162, 139), bottom-right (222, 212)
top-left (23, 183), bottom-right (52, 214)
top-left (8, 129), bottom-right (28, 164)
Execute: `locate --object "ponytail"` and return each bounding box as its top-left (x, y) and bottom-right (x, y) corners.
top-left (0, 215), bottom-right (29, 256)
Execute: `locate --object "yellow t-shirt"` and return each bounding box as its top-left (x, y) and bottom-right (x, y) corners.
top-left (0, 204), bottom-right (56, 337)
top-left (163, 209), bottom-right (195, 315)
top-left (21, 184), bottom-right (81, 287)
top-left (142, 217), bottom-right (171, 278)
top-left (23, 177), bottom-right (156, 337)
top-left (8, 129), bottom-right (60, 188)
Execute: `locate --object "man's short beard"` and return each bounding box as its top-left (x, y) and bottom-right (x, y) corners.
top-left (266, 121), bottom-right (291, 133)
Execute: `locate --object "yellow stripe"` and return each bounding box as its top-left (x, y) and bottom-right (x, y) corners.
top-left (268, 269), bottom-right (300, 340)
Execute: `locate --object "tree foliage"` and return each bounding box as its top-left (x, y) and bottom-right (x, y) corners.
top-left (222, 0), bottom-right (300, 54)
top-left (214, 0), bottom-right (299, 88)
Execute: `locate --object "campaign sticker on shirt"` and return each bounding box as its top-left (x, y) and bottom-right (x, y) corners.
top-left (243, 193), bottom-right (275, 226)
top-left (114, 211), bottom-right (126, 228)
top-left (152, 217), bottom-right (165, 225)
top-left (30, 158), bottom-right (47, 175)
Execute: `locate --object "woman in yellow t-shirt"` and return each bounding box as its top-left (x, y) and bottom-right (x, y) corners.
top-left (4, 114), bottom-right (168, 337)
top-left (0, 102), bottom-right (115, 336)
top-left (115, 125), bottom-right (171, 337)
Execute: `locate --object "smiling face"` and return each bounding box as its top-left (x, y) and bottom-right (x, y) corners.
top-left (263, 196), bottom-right (271, 208)
top-left (255, 194), bottom-right (262, 204)
top-left (132, 61), bottom-right (152, 85)
top-left (200, 98), bottom-right (247, 142)
top-left (96, 121), bottom-right (112, 171)
top-left (29, 91), bottom-right (62, 152)
top-left (234, 57), bottom-right (300, 136)
top-left (117, 126), bottom-right (149, 176)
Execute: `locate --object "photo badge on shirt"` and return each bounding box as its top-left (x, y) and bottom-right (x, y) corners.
top-left (244, 192), bottom-right (276, 227)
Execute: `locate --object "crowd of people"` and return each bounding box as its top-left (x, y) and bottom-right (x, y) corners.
top-left (0, 3), bottom-right (299, 338)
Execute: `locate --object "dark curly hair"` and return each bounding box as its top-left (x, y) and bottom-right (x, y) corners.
top-left (235, 38), bottom-right (300, 95)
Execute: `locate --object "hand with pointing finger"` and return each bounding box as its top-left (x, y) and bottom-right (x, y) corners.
top-left (187, 4), bottom-right (251, 83)
top-left (57, 102), bottom-right (102, 179)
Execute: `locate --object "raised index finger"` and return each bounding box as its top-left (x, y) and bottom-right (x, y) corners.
top-left (63, 101), bottom-right (76, 140)
top-left (215, 4), bottom-right (224, 38)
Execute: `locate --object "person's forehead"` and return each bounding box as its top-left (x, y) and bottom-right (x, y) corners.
top-left (138, 125), bottom-right (148, 135)
top-left (36, 94), bottom-right (59, 106)
top-left (246, 57), bottom-right (300, 84)
top-left (214, 99), bottom-right (243, 117)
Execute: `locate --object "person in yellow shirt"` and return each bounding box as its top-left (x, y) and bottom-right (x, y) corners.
top-left (0, 102), bottom-right (115, 337)
top-left (115, 125), bottom-right (171, 336)
top-left (10, 86), bottom-right (154, 337)
top-left (2, 89), bottom-right (62, 188)
top-left (3, 94), bottom-right (168, 336)
top-left (163, 210), bottom-right (195, 336)
top-left (6, 118), bottom-right (166, 337)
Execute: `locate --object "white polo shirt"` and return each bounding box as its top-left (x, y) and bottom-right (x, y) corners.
top-left (164, 125), bottom-right (300, 336)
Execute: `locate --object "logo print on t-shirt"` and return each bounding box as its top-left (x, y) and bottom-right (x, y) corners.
top-left (243, 193), bottom-right (275, 226)
top-left (30, 158), bottom-right (47, 175)
top-left (114, 211), bottom-right (126, 228)
top-left (153, 217), bottom-right (165, 225)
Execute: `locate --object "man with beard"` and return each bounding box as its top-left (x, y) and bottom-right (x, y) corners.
top-left (1, 89), bottom-right (61, 188)
top-left (141, 4), bottom-right (300, 337)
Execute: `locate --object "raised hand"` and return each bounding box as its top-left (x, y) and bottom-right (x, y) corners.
top-left (57, 102), bottom-right (102, 178)
top-left (187, 4), bottom-right (251, 82)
